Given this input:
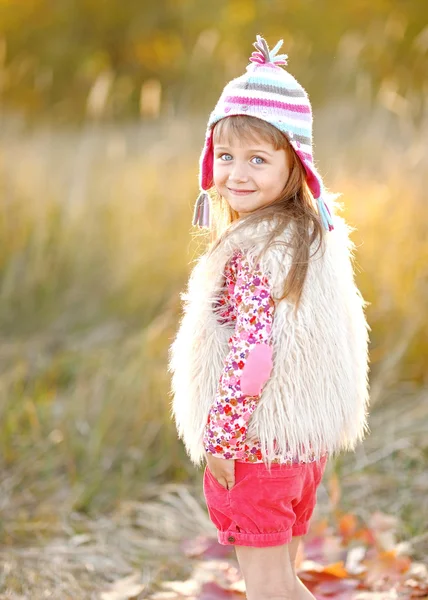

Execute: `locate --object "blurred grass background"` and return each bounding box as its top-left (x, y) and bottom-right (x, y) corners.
top-left (0, 0), bottom-right (428, 594)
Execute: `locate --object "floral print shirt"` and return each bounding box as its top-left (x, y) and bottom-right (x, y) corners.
top-left (203, 250), bottom-right (321, 465)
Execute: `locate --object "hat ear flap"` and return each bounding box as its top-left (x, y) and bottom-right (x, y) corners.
top-left (293, 147), bottom-right (334, 231)
top-left (292, 147), bottom-right (321, 199)
top-left (193, 127), bottom-right (214, 229)
top-left (303, 166), bottom-right (321, 199)
top-left (199, 128), bottom-right (214, 190)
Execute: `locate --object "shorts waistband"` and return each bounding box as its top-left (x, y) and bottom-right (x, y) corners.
top-left (235, 454), bottom-right (328, 470)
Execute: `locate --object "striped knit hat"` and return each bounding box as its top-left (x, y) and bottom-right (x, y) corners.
top-left (192, 35), bottom-right (334, 232)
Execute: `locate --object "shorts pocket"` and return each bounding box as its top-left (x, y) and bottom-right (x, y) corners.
top-left (205, 465), bottom-right (229, 492)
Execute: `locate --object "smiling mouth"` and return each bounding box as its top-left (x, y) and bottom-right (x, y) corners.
top-left (227, 188), bottom-right (256, 195)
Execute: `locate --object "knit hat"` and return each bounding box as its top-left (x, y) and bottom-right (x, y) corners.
top-left (192, 35), bottom-right (334, 232)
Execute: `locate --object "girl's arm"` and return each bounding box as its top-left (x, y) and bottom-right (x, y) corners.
top-left (203, 252), bottom-right (275, 460)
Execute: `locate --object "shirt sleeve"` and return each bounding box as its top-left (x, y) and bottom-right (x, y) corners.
top-left (203, 251), bottom-right (275, 460)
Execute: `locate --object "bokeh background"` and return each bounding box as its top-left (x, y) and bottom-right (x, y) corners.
top-left (0, 1), bottom-right (427, 596)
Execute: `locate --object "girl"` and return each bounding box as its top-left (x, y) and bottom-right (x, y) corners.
top-left (168, 35), bottom-right (370, 600)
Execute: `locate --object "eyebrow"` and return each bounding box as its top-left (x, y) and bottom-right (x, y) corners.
top-left (215, 146), bottom-right (274, 156)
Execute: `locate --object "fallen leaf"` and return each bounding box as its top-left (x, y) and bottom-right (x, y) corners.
top-left (300, 560), bottom-right (350, 579)
top-left (162, 580), bottom-right (198, 594)
top-left (363, 548), bottom-right (412, 587)
top-left (368, 513), bottom-right (399, 533)
top-left (100, 572), bottom-right (145, 600)
top-left (314, 592), bottom-right (359, 600)
top-left (345, 546), bottom-right (367, 576)
top-left (368, 512), bottom-right (399, 551)
top-left (353, 527), bottom-right (377, 546)
top-left (199, 581), bottom-right (244, 599)
top-left (339, 513), bottom-right (359, 542)
top-left (149, 593), bottom-right (182, 599)
top-left (181, 536), bottom-right (234, 560)
top-left (315, 577), bottom-right (360, 595)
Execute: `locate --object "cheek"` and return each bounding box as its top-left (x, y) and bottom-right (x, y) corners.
top-left (261, 172), bottom-right (286, 195)
top-left (213, 164), bottom-right (227, 187)
top-left (271, 165), bottom-right (290, 193)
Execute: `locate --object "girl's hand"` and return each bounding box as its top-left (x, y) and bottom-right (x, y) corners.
top-left (205, 452), bottom-right (236, 490)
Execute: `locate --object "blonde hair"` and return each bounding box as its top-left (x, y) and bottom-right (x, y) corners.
top-left (202, 115), bottom-right (332, 309)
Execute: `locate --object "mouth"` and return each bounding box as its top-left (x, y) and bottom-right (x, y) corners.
top-left (227, 188), bottom-right (256, 196)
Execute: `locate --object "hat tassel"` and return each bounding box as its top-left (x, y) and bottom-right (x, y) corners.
top-left (317, 193), bottom-right (334, 232)
top-left (192, 191), bottom-right (210, 228)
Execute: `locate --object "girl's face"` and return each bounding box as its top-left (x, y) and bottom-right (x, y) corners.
top-left (213, 135), bottom-right (290, 217)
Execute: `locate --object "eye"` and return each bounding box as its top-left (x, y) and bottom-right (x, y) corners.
top-left (219, 153), bottom-right (233, 161)
top-left (251, 156), bottom-right (265, 165)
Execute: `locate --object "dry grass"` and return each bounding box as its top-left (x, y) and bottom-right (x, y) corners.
top-left (0, 482), bottom-right (211, 597)
top-left (0, 103), bottom-right (427, 597)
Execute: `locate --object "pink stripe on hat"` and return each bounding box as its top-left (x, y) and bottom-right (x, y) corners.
top-left (225, 95), bottom-right (311, 114)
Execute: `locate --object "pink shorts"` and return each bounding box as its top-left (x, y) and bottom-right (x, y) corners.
top-left (203, 455), bottom-right (327, 548)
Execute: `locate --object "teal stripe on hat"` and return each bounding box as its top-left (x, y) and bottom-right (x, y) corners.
top-left (269, 120), bottom-right (311, 139)
top-left (248, 72), bottom-right (304, 91)
top-left (266, 118), bottom-right (312, 146)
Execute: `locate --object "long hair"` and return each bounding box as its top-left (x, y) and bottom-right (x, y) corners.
top-left (202, 115), bottom-right (336, 309)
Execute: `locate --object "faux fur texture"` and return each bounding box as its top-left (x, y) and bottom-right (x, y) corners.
top-left (168, 215), bottom-right (370, 468)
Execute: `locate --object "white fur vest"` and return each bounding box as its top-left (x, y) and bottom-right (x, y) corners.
top-left (168, 215), bottom-right (370, 467)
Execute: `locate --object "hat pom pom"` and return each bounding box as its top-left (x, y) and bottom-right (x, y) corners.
top-left (250, 35), bottom-right (288, 66)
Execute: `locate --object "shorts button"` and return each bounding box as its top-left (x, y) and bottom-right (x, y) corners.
top-left (228, 535), bottom-right (235, 543)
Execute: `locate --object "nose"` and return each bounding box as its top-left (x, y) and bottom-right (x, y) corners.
top-left (228, 160), bottom-right (250, 183)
